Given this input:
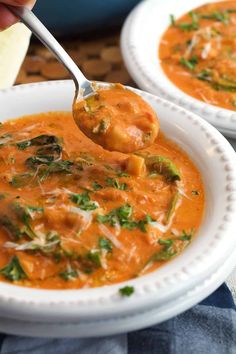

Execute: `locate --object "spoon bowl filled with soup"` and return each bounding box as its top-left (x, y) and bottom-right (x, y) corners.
top-left (0, 81), bottom-right (235, 337)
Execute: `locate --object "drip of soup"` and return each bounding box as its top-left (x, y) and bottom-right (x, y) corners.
top-left (0, 112), bottom-right (204, 289)
top-left (159, 1), bottom-right (236, 110)
top-left (73, 85), bottom-right (159, 153)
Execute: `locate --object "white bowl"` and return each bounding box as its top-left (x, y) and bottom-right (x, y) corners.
top-left (0, 80), bottom-right (236, 337)
top-left (121, 0), bottom-right (236, 138)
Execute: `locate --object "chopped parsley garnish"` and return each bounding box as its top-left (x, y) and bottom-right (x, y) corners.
top-left (12, 202), bottom-right (38, 239)
top-left (178, 229), bottom-right (193, 241)
top-left (97, 205), bottom-right (154, 233)
top-left (92, 182), bottom-right (103, 191)
top-left (196, 69), bottom-right (211, 82)
top-left (119, 285), bottom-right (135, 297)
top-left (70, 192), bottom-right (98, 211)
top-left (180, 55), bottom-right (198, 70)
top-left (200, 10), bottom-right (230, 24)
top-left (26, 205), bottom-right (44, 214)
top-left (106, 177), bottom-right (127, 190)
top-left (99, 237), bottom-right (112, 252)
top-left (0, 256), bottom-right (27, 281)
top-left (16, 140), bottom-right (31, 150)
top-left (178, 12), bottom-right (199, 31)
top-left (158, 239), bottom-right (174, 247)
top-left (149, 240), bottom-right (177, 262)
top-left (87, 250), bottom-right (101, 267)
top-left (117, 172), bottom-right (130, 177)
top-left (59, 269), bottom-right (79, 281)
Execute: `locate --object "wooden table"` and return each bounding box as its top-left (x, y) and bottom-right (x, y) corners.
top-left (16, 31), bottom-right (135, 87)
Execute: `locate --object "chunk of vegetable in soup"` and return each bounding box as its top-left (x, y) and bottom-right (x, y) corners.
top-left (159, 1), bottom-right (236, 110)
top-left (73, 85), bottom-right (159, 153)
top-left (0, 112), bottom-right (204, 289)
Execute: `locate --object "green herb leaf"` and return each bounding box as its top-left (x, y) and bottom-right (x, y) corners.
top-left (119, 285), bottom-right (135, 297)
top-left (16, 135), bottom-right (59, 150)
top-left (144, 155), bottom-right (181, 182)
top-left (158, 239), bottom-right (174, 247)
top-left (0, 256), bottom-right (27, 281)
top-left (11, 202), bottom-right (37, 239)
top-left (151, 248), bottom-right (177, 262)
top-left (180, 55), bottom-right (198, 70)
top-left (196, 69), bottom-right (211, 81)
top-left (106, 177), bottom-right (127, 190)
top-left (117, 171), bottom-right (130, 177)
top-left (178, 12), bottom-right (199, 31)
top-left (87, 250), bottom-right (101, 267)
top-left (15, 140), bottom-right (31, 150)
top-left (70, 192), bottom-right (98, 211)
top-left (59, 269), bottom-right (79, 281)
top-left (92, 118), bottom-right (110, 134)
top-left (179, 229), bottom-right (194, 241)
top-left (99, 237), bottom-right (112, 252)
top-left (201, 10), bottom-right (230, 24)
top-left (92, 182), bottom-right (103, 191)
top-left (97, 205), bottom-right (154, 233)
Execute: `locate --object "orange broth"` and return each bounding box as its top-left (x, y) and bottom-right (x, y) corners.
top-left (0, 112), bottom-right (204, 289)
top-left (159, 1), bottom-right (236, 110)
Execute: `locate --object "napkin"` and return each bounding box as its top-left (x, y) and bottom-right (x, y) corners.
top-left (0, 23), bottom-right (31, 90)
top-left (0, 284), bottom-right (234, 354)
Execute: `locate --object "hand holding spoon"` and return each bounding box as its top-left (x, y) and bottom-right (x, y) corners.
top-left (7, 5), bottom-right (159, 153)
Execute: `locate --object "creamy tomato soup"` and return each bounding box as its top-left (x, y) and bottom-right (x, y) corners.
top-left (0, 111), bottom-right (204, 289)
top-left (73, 85), bottom-right (159, 153)
top-left (159, 1), bottom-right (236, 110)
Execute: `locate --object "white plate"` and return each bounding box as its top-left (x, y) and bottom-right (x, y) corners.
top-left (0, 80), bottom-right (236, 337)
top-left (121, 0), bottom-right (236, 138)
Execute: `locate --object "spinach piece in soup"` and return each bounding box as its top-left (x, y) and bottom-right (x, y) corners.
top-left (144, 155), bottom-right (181, 182)
top-left (16, 134), bottom-right (60, 150)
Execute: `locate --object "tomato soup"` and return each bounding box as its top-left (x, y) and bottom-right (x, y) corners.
top-left (0, 112), bottom-right (204, 289)
top-left (159, 1), bottom-right (236, 110)
top-left (73, 85), bottom-right (159, 153)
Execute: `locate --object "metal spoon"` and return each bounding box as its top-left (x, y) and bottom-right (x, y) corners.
top-left (7, 5), bottom-right (93, 99)
top-left (7, 5), bottom-right (160, 153)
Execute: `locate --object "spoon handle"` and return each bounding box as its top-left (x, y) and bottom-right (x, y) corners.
top-left (7, 5), bottom-right (89, 93)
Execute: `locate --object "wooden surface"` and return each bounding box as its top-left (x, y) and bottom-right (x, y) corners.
top-left (16, 32), bottom-right (135, 86)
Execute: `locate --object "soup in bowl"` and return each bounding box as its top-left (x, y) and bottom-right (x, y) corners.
top-left (0, 85), bottom-right (204, 290)
top-left (0, 81), bottom-right (235, 337)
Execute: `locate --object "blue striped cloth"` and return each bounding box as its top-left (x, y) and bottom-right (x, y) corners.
top-left (0, 284), bottom-right (235, 354)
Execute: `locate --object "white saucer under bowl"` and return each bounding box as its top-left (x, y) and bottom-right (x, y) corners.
top-left (121, 0), bottom-right (236, 138)
top-left (0, 80), bottom-right (235, 337)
